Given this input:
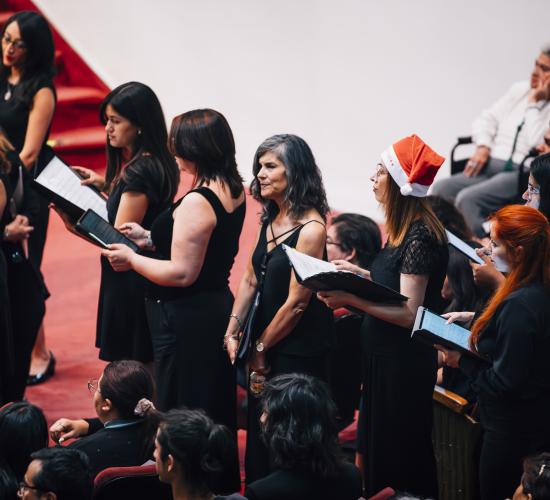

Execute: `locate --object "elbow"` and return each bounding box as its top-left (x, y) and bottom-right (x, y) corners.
top-left (289, 298), bottom-right (311, 319)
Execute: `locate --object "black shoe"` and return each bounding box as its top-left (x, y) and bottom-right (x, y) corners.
top-left (27, 352), bottom-right (56, 386)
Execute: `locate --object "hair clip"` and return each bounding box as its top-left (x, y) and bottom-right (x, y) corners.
top-left (539, 463), bottom-right (547, 477)
top-left (134, 398), bottom-right (155, 417)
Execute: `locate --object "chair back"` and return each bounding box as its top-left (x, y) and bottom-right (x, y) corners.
top-left (93, 464), bottom-right (172, 500)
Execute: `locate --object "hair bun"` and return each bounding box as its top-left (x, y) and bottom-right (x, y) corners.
top-left (134, 398), bottom-right (155, 417)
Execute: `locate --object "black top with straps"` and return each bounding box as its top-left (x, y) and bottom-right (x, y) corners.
top-left (251, 220), bottom-right (333, 357)
top-left (148, 186), bottom-right (246, 300)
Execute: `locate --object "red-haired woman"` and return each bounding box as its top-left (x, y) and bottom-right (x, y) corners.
top-left (439, 205), bottom-right (550, 500)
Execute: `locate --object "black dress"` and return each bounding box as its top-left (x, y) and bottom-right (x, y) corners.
top-left (146, 187), bottom-right (245, 495)
top-left (359, 220), bottom-right (448, 498)
top-left (0, 75), bottom-right (56, 269)
top-left (96, 155), bottom-right (170, 362)
top-left (0, 154), bottom-right (45, 401)
top-left (245, 220), bottom-right (334, 484)
top-left (459, 283), bottom-right (550, 500)
top-left (244, 462), bottom-right (363, 500)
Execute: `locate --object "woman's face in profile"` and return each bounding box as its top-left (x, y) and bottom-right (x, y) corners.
top-left (370, 163), bottom-right (389, 204)
top-left (522, 174), bottom-right (540, 210)
top-left (104, 104), bottom-right (139, 150)
top-left (2, 22), bottom-right (27, 69)
top-left (256, 151), bottom-right (288, 201)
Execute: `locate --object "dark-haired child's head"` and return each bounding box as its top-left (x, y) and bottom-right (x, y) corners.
top-left (0, 402), bottom-right (48, 480)
top-left (260, 373), bottom-right (343, 478)
top-left (154, 408), bottom-right (235, 496)
top-left (21, 447), bottom-right (92, 500)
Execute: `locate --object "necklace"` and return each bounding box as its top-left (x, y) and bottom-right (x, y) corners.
top-left (4, 82), bottom-right (13, 101)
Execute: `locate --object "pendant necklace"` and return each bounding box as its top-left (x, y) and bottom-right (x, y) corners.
top-left (4, 82), bottom-right (13, 101)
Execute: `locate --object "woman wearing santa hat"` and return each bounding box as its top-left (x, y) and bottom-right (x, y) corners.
top-left (318, 134), bottom-right (448, 498)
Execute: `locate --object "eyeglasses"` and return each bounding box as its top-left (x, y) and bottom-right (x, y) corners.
top-left (18, 480), bottom-right (45, 497)
top-left (2, 34), bottom-right (26, 50)
top-left (87, 378), bottom-right (99, 394)
top-left (527, 183), bottom-right (541, 196)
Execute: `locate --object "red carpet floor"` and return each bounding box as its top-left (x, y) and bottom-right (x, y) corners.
top-left (25, 184), bottom-right (262, 470)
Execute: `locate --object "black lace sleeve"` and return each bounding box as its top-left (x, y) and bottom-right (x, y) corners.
top-left (400, 222), bottom-right (444, 275)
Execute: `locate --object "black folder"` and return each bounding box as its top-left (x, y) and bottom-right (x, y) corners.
top-left (282, 244), bottom-right (407, 304)
top-left (75, 209), bottom-right (139, 252)
top-left (411, 307), bottom-right (488, 361)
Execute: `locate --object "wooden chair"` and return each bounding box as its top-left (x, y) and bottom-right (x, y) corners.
top-left (432, 385), bottom-right (481, 500)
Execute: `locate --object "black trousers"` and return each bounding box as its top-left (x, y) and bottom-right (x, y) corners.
top-left (245, 351), bottom-right (328, 484)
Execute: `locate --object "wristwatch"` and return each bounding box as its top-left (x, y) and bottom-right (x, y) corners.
top-left (255, 340), bottom-right (265, 353)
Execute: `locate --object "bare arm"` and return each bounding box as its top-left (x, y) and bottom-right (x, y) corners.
top-left (19, 87), bottom-right (55, 169)
top-left (114, 191), bottom-right (149, 228)
top-left (105, 192), bottom-right (216, 286)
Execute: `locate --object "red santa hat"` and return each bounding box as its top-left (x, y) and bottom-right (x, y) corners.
top-left (380, 134), bottom-right (445, 197)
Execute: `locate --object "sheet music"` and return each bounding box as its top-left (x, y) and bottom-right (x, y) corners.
top-left (35, 156), bottom-right (108, 221)
top-left (282, 244), bottom-right (337, 280)
top-left (421, 309), bottom-right (471, 351)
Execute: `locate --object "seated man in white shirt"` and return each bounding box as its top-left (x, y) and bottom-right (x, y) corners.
top-left (432, 47), bottom-right (550, 236)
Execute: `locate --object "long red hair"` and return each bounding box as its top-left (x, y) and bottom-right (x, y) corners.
top-left (470, 205), bottom-right (550, 349)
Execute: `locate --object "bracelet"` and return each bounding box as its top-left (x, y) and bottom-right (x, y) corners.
top-left (145, 231), bottom-right (153, 249)
top-left (229, 313), bottom-right (243, 330)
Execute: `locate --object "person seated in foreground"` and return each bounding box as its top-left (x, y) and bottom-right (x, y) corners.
top-left (431, 46), bottom-right (550, 237)
top-left (0, 401), bottom-right (48, 497)
top-left (154, 408), bottom-right (245, 500)
top-left (244, 373), bottom-right (363, 500)
top-left (326, 213), bottom-right (382, 430)
top-left (513, 453), bottom-right (550, 500)
top-left (19, 447), bottom-right (92, 500)
top-left (49, 360), bottom-right (159, 477)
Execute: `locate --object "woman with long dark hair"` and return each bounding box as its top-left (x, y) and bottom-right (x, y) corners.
top-left (318, 135), bottom-right (448, 497)
top-left (0, 10), bottom-right (56, 385)
top-left (224, 134), bottom-right (332, 484)
top-left (244, 373), bottom-right (362, 500)
top-left (62, 82), bottom-right (179, 365)
top-left (103, 109), bottom-right (245, 492)
top-left (439, 205), bottom-right (550, 500)
top-left (49, 360), bottom-right (160, 478)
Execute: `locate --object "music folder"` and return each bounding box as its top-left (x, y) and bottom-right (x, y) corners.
top-left (445, 229), bottom-right (508, 273)
top-left (282, 244), bottom-right (407, 304)
top-left (32, 155), bottom-right (108, 221)
top-left (75, 209), bottom-right (139, 252)
top-left (411, 306), bottom-right (488, 361)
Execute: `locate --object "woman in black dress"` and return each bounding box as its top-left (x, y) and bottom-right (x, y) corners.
top-left (0, 11), bottom-right (56, 384)
top-left (439, 205), bottom-right (550, 500)
top-left (0, 132), bottom-right (45, 402)
top-left (66, 82), bottom-right (179, 364)
top-left (104, 109), bottom-right (245, 493)
top-left (319, 134), bottom-right (448, 498)
top-left (225, 134), bottom-right (332, 484)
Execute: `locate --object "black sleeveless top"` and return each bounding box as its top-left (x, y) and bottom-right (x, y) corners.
top-left (251, 220), bottom-right (333, 357)
top-left (0, 75), bottom-right (56, 152)
top-left (148, 186), bottom-right (246, 300)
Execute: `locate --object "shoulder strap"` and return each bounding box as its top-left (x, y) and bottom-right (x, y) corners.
top-left (188, 186), bottom-right (226, 220)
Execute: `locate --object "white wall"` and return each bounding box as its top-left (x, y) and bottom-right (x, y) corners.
top-left (35, 0), bottom-right (550, 220)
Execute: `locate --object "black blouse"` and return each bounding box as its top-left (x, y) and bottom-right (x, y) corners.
top-left (361, 219), bottom-right (448, 356)
top-left (0, 75), bottom-right (56, 153)
top-left (459, 283), bottom-right (550, 427)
